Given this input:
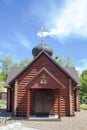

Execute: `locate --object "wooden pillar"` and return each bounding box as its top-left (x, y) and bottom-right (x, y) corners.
top-left (69, 79), bottom-right (73, 116)
top-left (27, 89), bottom-right (30, 120)
top-left (7, 88), bottom-right (10, 111)
top-left (13, 80), bottom-right (18, 116)
top-left (58, 89), bottom-right (61, 120)
top-left (76, 88), bottom-right (80, 111)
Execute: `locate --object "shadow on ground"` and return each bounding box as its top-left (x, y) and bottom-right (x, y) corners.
top-left (0, 108), bottom-right (26, 126)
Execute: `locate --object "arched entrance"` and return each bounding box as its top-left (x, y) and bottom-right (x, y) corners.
top-left (32, 89), bottom-right (54, 117)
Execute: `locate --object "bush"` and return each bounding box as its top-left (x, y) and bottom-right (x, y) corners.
top-left (80, 104), bottom-right (87, 110)
top-left (80, 95), bottom-right (87, 104)
top-left (0, 100), bottom-right (6, 108)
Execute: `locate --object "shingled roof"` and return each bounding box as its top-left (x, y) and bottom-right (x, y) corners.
top-left (65, 67), bottom-right (81, 87)
top-left (5, 67), bottom-right (23, 87)
top-left (5, 66), bottom-right (81, 88)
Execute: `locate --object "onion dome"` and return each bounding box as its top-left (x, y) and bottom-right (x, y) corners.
top-left (32, 28), bottom-right (53, 57)
top-left (32, 43), bottom-right (53, 57)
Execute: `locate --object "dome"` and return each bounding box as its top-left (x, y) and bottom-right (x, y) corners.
top-left (32, 43), bottom-right (53, 57)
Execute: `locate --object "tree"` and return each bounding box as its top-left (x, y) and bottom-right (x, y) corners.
top-left (54, 56), bottom-right (65, 66)
top-left (0, 56), bottom-right (31, 81)
top-left (54, 55), bottom-right (74, 67)
top-left (65, 56), bottom-right (74, 67)
top-left (0, 56), bottom-right (13, 72)
top-left (0, 56), bottom-right (15, 81)
top-left (0, 56), bottom-right (31, 92)
top-left (80, 69), bottom-right (87, 104)
top-left (19, 58), bottom-right (30, 67)
top-left (0, 73), bottom-right (5, 92)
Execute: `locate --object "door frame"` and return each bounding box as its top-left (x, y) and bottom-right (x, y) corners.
top-left (32, 89), bottom-right (55, 116)
top-left (26, 88), bottom-right (61, 120)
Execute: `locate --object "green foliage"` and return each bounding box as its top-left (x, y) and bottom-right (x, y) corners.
top-left (1, 71), bottom-right (8, 81)
top-left (0, 100), bottom-right (6, 108)
top-left (80, 104), bottom-right (87, 110)
top-left (0, 56), bottom-right (13, 72)
top-left (0, 56), bottom-right (31, 81)
top-left (0, 73), bottom-right (5, 92)
top-left (0, 56), bottom-right (31, 92)
top-left (65, 56), bottom-right (74, 67)
top-left (54, 55), bottom-right (65, 67)
top-left (54, 55), bottom-right (74, 67)
top-left (80, 69), bottom-right (87, 104)
top-left (0, 56), bottom-right (14, 81)
top-left (20, 58), bottom-right (30, 67)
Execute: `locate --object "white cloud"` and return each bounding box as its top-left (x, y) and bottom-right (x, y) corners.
top-left (37, 28), bottom-right (49, 37)
top-left (76, 59), bottom-right (87, 74)
top-left (37, 28), bottom-right (70, 38)
top-left (43, 0), bottom-right (87, 38)
top-left (16, 32), bottom-right (31, 49)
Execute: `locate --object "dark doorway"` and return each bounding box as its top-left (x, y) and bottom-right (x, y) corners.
top-left (32, 89), bottom-right (54, 116)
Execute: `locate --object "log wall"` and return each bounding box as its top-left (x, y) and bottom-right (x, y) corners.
top-left (10, 53), bottom-right (76, 116)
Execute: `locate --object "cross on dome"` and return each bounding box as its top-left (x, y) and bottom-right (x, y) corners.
top-left (32, 28), bottom-right (53, 57)
top-left (38, 27), bottom-right (47, 44)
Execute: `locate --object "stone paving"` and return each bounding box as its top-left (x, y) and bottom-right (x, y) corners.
top-left (0, 109), bottom-right (87, 130)
top-left (21, 110), bottom-right (87, 130)
top-left (0, 122), bottom-right (41, 130)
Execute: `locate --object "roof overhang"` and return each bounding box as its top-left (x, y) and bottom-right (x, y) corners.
top-left (4, 84), bottom-right (10, 88)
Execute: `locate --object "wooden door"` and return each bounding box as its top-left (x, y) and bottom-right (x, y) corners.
top-left (33, 89), bottom-right (54, 115)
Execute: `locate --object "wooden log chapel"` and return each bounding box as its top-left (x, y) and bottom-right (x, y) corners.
top-left (5, 30), bottom-right (81, 120)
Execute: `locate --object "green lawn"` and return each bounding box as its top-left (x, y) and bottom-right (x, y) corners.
top-left (0, 100), bottom-right (6, 108)
top-left (80, 104), bottom-right (87, 110)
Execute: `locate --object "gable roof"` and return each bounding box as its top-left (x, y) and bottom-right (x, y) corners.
top-left (5, 50), bottom-right (80, 87)
top-left (25, 67), bottom-right (65, 89)
top-left (5, 67), bottom-right (23, 87)
top-left (65, 67), bottom-right (81, 87)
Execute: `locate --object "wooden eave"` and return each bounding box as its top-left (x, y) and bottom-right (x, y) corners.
top-left (24, 67), bottom-right (65, 89)
top-left (8, 50), bottom-right (77, 85)
top-left (4, 84), bottom-right (10, 88)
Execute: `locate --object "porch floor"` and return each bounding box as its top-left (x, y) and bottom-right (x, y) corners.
top-left (29, 115), bottom-right (58, 120)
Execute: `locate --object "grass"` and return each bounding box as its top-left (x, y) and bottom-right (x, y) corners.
top-left (80, 104), bottom-right (87, 110)
top-left (0, 100), bottom-right (6, 108)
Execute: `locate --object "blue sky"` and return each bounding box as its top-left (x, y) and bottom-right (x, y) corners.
top-left (0, 0), bottom-right (87, 73)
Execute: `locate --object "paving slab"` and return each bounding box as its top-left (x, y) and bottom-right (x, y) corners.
top-left (0, 109), bottom-right (87, 130)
